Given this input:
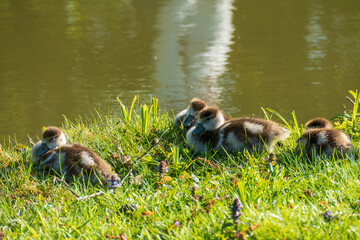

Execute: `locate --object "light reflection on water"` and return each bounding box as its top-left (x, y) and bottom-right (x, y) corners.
top-left (154, 0), bottom-right (234, 106)
top-left (304, 2), bottom-right (327, 70)
top-left (0, 0), bottom-right (359, 143)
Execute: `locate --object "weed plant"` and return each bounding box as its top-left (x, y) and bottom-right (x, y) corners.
top-left (0, 92), bottom-right (360, 239)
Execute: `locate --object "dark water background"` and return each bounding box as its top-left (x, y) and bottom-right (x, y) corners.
top-left (0, 0), bottom-right (359, 143)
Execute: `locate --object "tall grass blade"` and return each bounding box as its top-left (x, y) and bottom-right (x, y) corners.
top-left (264, 108), bottom-right (291, 129)
top-left (141, 104), bottom-right (149, 135)
top-left (129, 95), bottom-right (138, 123)
top-left (237, 179), bottom-right (247, 206)
top-left (171, 146), bottom-right (180, 170)
top-left (150, 97), bottom-right (158, 124)
top-left (117, 95), bottom-right (138, 124)
top-left (117, 97), bottom-right (129, 124)
top-left (261, 107), bottom-right (270, 120)
top-left (349, 89), bottom-right (359, 129)
top-left (291, 111), bottom-right (301, 137)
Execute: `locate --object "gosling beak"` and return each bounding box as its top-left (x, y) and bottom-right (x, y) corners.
top-left (37, 142), bottom-right (49, 156)
top-left (183, 114), bottom-right (195, 127)
top-left (192, 123), bottom-right (206, 136)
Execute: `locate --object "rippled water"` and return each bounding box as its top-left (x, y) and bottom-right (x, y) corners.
top-left (0, 0), bottom-right (359, 143)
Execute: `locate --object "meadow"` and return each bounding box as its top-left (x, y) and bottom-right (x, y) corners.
top-left (0, 91), bottom-right (359, 240)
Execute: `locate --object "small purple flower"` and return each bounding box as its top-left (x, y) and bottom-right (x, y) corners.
top-left (157, 161), bottom-right (169, 174)
top-left (231, 198), bottom-right (243, 223)
top-left (107, 175), bottom-right (120, 190)
top-left (174, 220), bottom-right (180, 227)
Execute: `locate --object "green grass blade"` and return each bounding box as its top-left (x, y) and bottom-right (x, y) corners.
top-left (261, 107), bottom-right (270, 120)
top-left (141, 104), bottom-right (149, 135)
top-left (291, 111), bottom-right (301, 137)
top-left (128, 95), bottom-right (138, 123)
top-left (350, 89), bottom-right (359, 128)
top-left (117, 96), bottom-right (129, 124)
top-left (264, 108), bottom-right (291, 129)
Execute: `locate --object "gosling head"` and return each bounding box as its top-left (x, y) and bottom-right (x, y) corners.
top-left (192, 107), bottom-right (225, 136)
top-left (36, 127), bottom-right (67, 156)
top-left (183, 98), bottom-right (207, 128)
top-left (305, 118), bottom-right (333, 130)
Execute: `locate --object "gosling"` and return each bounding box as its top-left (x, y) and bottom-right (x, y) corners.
top-left (175, 98), bottom-right (208, 130)
top-left (297, 118), bottom-right (354, 159)
top-left (305, 117), bottom-right (333, 130)
top-left (32, 126), bottom-right (117, 184)
top-left (186, 107), bottom-right (291, 153)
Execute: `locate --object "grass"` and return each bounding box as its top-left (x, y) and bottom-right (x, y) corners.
top-left (0, 93), bottom-right (360, 239)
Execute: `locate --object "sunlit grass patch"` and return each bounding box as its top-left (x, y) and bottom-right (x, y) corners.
top-left (333, 89), bottom-right (360, 140)
top-left (0, 92), bottom-right (360, 239)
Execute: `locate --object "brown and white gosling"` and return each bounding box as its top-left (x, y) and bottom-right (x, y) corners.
top-left (175, 98), bottom-right (208, 130)
top-left (297, 118), bottom-right (354, 159)
top-left (32, 126), bottom-right (118, 184)
top-left (186, 107), bottom-right (291, 153)
top-left (175, 98), bottom-right (231, 131)
top-left (304, 117), bottom-right (333, 130)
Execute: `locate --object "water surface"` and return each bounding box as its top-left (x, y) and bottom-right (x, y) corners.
top-left (0, 0), bottom-right (359, 143)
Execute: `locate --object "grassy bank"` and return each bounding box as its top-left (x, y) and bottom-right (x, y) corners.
top-left (0, 92), bottom-right (360, 239)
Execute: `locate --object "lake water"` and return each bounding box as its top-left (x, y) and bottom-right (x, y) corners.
top-left (0, 0), bottom-right (359, 143)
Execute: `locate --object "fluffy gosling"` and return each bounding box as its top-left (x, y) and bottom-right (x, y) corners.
top-left (32, 126), bottom-right (117, 184)
top-left (187, 107), bottom-right (291, 153)
top-left (297, 118), bottom-right (353, 159)
top-left (175, 98), bottom-right (207, 130)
